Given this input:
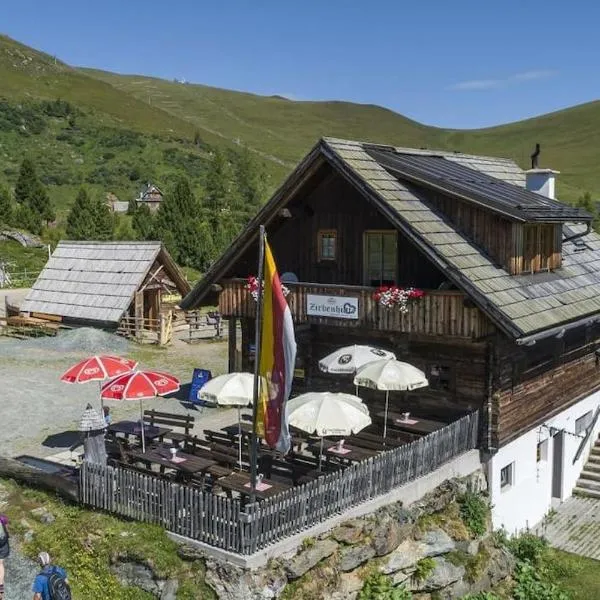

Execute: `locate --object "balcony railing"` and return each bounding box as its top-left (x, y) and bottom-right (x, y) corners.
top-left (219, 279), bottom-right (494, 339)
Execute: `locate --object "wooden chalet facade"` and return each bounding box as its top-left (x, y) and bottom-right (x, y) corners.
top-left (183, 138), bottom-right (600, 531)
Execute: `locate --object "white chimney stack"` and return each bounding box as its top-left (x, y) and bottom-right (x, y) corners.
top-left (525, 168), bottom-right (560, 200)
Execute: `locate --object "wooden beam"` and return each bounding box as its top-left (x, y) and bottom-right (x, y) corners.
top-left (228, 317), bottom-right (237, 373)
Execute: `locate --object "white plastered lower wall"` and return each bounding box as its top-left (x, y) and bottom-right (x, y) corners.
top-left (487, 390), bottom-right (600, 534)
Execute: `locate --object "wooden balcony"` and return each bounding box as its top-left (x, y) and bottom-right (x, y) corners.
top-left (219, 279), bottom-right (494, 339)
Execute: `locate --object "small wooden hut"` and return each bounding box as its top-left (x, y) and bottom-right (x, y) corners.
top-left (20, 241), bottom-right (191, 342)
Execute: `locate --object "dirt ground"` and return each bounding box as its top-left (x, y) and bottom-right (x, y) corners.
top-left (0, 324), bottom-right (235, 458)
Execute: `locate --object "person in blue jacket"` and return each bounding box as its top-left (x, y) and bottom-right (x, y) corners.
top-left (32, 552), bottom-right (70, 600)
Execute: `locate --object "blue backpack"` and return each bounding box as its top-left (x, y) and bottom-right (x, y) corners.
top-left (44, 567), bottom-right (71, 600)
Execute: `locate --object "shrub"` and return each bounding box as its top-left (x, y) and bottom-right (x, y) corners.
top-left (458, 492), bottom-right (488, 538)
top-left (413, 557), bottom-right (435, 582)
top-left (507, 533), bottom-right (548, 565)
top-left (513, 562), bottom-right (570, 600)
top-left (358, 572), bottom-right (412, 600)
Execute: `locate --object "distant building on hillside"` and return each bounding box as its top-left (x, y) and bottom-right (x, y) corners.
top-left (136, 182), bottom-right (163, 213)
top-left (105, 192), bottom-right (129, 214)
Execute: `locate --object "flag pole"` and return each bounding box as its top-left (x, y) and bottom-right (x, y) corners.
top-left (250, 225), bottom-right (266, 502)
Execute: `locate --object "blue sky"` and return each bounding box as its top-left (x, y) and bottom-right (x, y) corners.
top-left (2, 0), bottom-right (599, 128)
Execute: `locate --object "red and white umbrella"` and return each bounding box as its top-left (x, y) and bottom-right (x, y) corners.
top-left (101, 370), bottom-right (180, 451)
top-left (61, 355), bottom-right (138, 384)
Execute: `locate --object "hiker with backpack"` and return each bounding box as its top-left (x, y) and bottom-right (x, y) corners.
top-left (0, 514), bottom-right (8, 600)
top-left (32, 552), bottom-right (71, 600)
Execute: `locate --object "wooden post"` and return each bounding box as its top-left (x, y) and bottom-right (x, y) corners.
top-left (228, 317), bottom-right (237, 373)
top-left (241, 319), bottom-right (251, 372)
top-left (135, 291), bottom-right (144, 342)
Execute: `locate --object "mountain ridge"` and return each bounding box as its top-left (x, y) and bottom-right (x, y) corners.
top-left (1, 33), bottom-right (599, 204)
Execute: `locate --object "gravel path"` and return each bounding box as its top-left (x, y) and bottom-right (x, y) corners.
top-left (3, 549), bottom-right (39, 600)
top-left (0, 328), bottom-right (230, 457)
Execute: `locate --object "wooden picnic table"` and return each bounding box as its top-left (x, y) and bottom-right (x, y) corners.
top-left (220, 423), bottom-right (305, 451)
top-left (108, 420), bottom-right (172, 443)
top-left (217, 472), bottom-right (291, 500)
top-left (376, 411), bottom-right (446, 435)
top-left (127, 446), bottom-right (216, 476)
top-left (309, 440), bottom-right (379, 463)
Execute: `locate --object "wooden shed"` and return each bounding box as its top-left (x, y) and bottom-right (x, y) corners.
top-left (20, 241), bottom-right (191, 338)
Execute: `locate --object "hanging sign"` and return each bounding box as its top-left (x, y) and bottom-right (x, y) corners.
top-left (306, 294), bottom-right (359, 320)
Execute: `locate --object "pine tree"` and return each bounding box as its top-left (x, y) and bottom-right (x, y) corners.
top-left (14, 158), bottom-right (37, 205)
top-left (113, 214), bottom-right (138, 241)
top-left (577, 191), bottom-right (599, 232)
top-left (235, 147), bottom-right (268, 211)
top-left (205, 149), bottom-right (235, 216)
top-left (14, 204), bottom-right (42, 235)
top-left (132, 204), bottom-right (154, 240)
top-left (28, 181), bottom-right (55, 225)
top-left (155, 177), bottom-right (214, 269)
top-left (66, 188), bottom-right (96, 240)
top-left (0, 185), bottom-right (13, 225)
top-left (92, 196), bottom-right (115, 240)
top-left (14, 158), bottom-right (55, 228)
top-left (127, 196), bottom-right (138, 215)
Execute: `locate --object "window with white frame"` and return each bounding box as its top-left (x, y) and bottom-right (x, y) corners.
top-left (575, 411), bottom-right (593, 436)
top-left (500, 462), bottom-right (514, 490)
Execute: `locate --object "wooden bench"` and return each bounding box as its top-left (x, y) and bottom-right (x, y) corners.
top-left (144, 410), bottom-right (195, 444)
top-left (183, 435), bottom-right (239, 473)
top-left (203, 429), bottom-right (234, 446)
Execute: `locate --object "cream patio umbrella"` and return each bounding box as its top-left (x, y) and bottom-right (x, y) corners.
top-left (318, 345), bottom-right (396, 375)
top-left (287, 392), bottom-right (371, 470)
top-left (353, 359), bottom-right (428, 439)
top-left (198, 372), bottom-right (256, 470)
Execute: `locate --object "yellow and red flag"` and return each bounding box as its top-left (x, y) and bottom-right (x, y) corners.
top-left (257, 240), bottom-right (296, 453)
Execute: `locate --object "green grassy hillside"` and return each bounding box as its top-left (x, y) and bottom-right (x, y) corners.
top-left (83, 69), bottom-right (600, 204)
top-left (1, 32), bottom-right (598, 218)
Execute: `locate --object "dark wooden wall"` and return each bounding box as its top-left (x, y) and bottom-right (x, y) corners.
top-left (296, 326), bottom-right (488, 418)
top-left (490, 330), bottom-right (600, 447)
top-left (224, 166), bottom-right (448, 289)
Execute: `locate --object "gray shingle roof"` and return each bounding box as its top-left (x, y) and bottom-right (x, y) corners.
top-left (21, 241), bottom-right (162, 324)
top-left (324, 138), bottom-right (600, 338)
top-left (182, 137), bottom-right (600, 340)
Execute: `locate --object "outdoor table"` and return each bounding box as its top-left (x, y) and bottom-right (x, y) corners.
top-left (217, 472), bottom-right (291, 500)
top-left (376, 411), bottom-right (446, 435)
top-left (221, 423), bottom-right (305, 452)
top-left (308, 440), bottom-right (379, 463)
top-left (127, 446), bottom-right (217, 477)
top-left (108, 420), bottom-right (172, 444)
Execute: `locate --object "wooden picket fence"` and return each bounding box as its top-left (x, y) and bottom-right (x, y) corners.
top-left (80, 411), bottom-right (479, 554)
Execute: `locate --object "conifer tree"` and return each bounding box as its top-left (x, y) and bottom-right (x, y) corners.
top-left (28, 181), bottom-right (55, 225)
top-left (132, 204), bottom-right (154, 240)
top-left (14, 158), bottom-right (37, 205)
top-left (235, 147), bottom-right (268, 211)
top-left (155, 177), bottom-right (213, 269)
top-left (66, 188), bottom-right (96, 240)
top-left (92, 196), bottom-right (115, 240)
top-left (205, 149), bottom-right (235, 216)
top-left (0, 185), bottom-right (13, 225)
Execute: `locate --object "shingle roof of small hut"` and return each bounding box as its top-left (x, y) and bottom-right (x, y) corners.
top-left (21, 241), bottom-right (190, 324)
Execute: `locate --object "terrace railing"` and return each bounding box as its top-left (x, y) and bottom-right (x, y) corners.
top-left (219, 279), bottom-right (494, 339)
top-left (80, 410), bottom-right (479, 554)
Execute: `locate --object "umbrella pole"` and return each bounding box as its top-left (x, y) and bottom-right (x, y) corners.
top-left (99, 381), bottom-right (103, 412)
top-left (238, 406), bottom-right (243, 471)
top-left (383, 391), bottom-right (389, 441)
top-left (140, 398), bottom-right (146, 453)
top-left (319, 436), bottom-right (323, 472)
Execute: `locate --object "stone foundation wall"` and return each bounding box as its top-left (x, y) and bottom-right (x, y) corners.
top-left (177, 469), bottom-right (515, 600)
